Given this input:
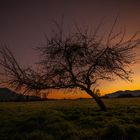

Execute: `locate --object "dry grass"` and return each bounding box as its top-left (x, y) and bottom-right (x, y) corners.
top-left (0, 98), bottom-right (140, 140)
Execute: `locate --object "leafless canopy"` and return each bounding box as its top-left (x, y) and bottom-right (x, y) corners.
top-left (0, 19), bottom-right (139, 110)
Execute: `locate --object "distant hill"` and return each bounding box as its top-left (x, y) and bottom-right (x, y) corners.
top-left (0, 87), bottom-right (41, 101)
top-left (105, 90), bottom-right (140, 98)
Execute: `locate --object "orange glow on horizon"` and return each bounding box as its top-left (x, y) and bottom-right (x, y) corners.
top-left (47, 63), bottom-right (140, 99)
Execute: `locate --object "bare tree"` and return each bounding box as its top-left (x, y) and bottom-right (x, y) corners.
top-left (0, 19), bottom-right (139, 111)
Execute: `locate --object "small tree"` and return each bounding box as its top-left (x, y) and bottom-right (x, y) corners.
top-left (93, 88), bottom-right (101, 97)
top-left (0, 19), bottom-right (139, 111)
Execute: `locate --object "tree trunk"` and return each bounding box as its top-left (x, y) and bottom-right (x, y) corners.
top-left (85, 89), bottom-right (107, 111)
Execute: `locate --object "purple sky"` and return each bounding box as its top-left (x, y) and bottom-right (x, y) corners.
top-left (0, 0), bottom-right (139, 97)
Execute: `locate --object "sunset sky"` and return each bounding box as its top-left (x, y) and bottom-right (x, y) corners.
top-left (0, 0), bottom-right (139, 98)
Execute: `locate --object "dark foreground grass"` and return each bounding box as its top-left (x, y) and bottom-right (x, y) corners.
top-left (0, 98), bottom-right (140, 140)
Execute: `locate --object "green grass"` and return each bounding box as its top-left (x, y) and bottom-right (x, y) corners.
top-left (0, 98), bottom-right (140, 140)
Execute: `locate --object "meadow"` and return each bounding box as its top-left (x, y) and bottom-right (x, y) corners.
top-left (0, 98), bottom-right (140, 140)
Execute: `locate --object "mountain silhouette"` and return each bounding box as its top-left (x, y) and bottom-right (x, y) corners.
top-left (105, 90), bottom-right (140, 98)
top-left (0, 87), bottom-right (41, 101)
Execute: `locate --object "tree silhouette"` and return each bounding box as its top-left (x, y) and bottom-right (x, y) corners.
top-left (0, 19), bottom-right (139, 111)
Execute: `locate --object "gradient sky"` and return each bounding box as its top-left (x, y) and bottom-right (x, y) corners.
top-left (0, 0), bottom-right (140, 98)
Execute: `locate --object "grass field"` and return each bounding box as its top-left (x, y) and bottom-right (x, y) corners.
top-left (0, 98), bottom-right (140, 140)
